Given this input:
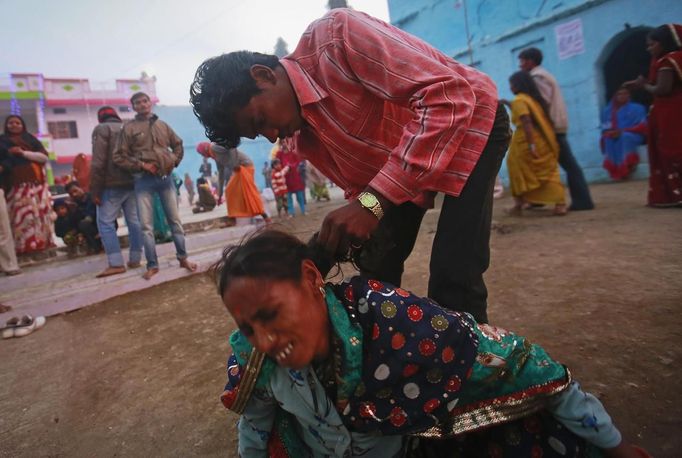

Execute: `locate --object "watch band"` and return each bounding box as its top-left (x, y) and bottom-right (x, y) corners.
top-left (357, 191), bottom-right (384, 220)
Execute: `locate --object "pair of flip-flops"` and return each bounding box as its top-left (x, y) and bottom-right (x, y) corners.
top-left (2, 315), bottom-right (46, 339)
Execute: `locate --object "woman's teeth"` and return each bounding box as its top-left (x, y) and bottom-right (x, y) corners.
top-left (276, 342), bottom-right (294, 362)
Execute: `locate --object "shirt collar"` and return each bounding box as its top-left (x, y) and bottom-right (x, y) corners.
top-left (135, 113), bottom-right (158, 122)
top-left (280, 58), bottom-right (328, 107)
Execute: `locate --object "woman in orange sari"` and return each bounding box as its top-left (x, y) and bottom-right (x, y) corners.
top-left (0, 115), bottom-right (54, 253)
top-left (506, 71), bottom-right (567, 215)
top-left (197, 142), bottom-right (269, 221)
top-left (625, 24), bottom-right (682, 207)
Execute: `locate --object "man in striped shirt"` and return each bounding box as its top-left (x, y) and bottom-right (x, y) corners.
top-left (190, 9), bottom-right (510, 323)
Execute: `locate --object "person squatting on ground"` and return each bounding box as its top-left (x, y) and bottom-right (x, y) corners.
top-left (0, 115), bottom-right (54, 254)
top-left (89, 106), bottom-right (144, 278)
top-left (65, 181), bottom-right (102, 253)
top-left (53, 199), bottom-right (80, 253)
top-left (624, 23), bottom-right (682, 207)
top-left (518, 47), bottom-right (595, 211)
top-left (190, 9), bottom-right (511, 324)
top-left (192, 177), bottom-right (216, 213)
top-left (270, 158), bottom-right (289, 217)
top-left (307, 160), bottom-right (331, 202)
top-left (599, 88), bottom-right (647, 181)
top-left (505, 71), bottom-right (567, 216)
top-left (213, 229), bottom-right (649, 458)
top-left (113, 91), bottom-right (197, 280)
top-left (196, 141), bottom-right (269, 221)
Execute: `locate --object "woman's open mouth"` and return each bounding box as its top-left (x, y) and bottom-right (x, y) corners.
top-left (274, 342), bottom-right (294, 364)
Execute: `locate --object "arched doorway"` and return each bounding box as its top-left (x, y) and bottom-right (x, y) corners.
top-left (599, 26), bottom-right (653, 106)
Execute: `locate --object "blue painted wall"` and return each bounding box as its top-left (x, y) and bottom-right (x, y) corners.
top-left (155, 105), bottom-right (273, 189)
top-left (387, 0), bottom-right (681, 183)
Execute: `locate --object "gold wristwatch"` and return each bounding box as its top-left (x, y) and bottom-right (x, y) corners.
top-left (357, 191), bottom-right (384, 220)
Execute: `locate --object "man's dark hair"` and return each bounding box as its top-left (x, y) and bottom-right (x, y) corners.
top-left (64, 180), bottom-right (81, 193)
top-left (189, 51), bottom-right (281, 148)
top-left (130, 92), bottom-right (150, 105)
top-left (649, 25), bottom-right (681, 55)
top-left (518, 47), bottom-right (543, 65)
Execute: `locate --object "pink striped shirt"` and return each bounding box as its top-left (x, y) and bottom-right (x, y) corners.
top-left (281, 9), bottom-right (499, 208)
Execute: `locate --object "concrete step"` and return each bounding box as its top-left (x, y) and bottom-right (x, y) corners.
top-left (16, 214), bottom-right (238, 268)
top-left (0, 222), bottom-right (261, 324)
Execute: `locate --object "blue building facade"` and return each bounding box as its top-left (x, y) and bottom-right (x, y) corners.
top-left (155, 105), bottom-right (274, 190)
top-left (387, 0), bottom-right (681, 182)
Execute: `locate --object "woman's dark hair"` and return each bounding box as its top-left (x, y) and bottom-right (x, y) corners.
top-left (509, 71), bottom-right (552, 123)
top-left (3, 115), bottom-right (26, 134)
top-left (518, 47), bottom-right (543, 65)
top-left (649, 25), bottom-right (682, 55)
top-left (211, 229), bottom-right (337, 297)
top-left (189, 51), bottom-right (281, 148)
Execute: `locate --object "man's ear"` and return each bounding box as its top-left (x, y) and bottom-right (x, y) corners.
top-left (249, 65), bottom-right (277, 85)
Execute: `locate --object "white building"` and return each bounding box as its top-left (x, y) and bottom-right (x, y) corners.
top-left (0, 72), bottom-right (157, 179)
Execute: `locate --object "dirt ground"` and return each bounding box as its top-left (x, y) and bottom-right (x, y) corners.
top-left (1, 179), bottom-right (680, 457)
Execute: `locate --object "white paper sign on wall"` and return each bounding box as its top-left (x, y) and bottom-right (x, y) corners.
top-left (555, 18), bottom-right (585, 60)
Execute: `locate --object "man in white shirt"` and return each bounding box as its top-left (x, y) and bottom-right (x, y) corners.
top-left (519, 47), bottom-right (594, 211)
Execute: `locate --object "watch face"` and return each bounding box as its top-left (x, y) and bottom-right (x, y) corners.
top-left (359, 193), bottom-right (378, 207)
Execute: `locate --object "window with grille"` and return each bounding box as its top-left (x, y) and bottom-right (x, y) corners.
top-left (47, 121), bottom-right (79, 139)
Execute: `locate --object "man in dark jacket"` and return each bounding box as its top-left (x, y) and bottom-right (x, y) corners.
top-left (90, 106), bottom-right (143, 277)
top-left (113, 92), bottom-right (196, 280)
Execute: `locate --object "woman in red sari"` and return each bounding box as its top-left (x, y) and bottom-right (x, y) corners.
top-left (0, 115), bottom-right (54, 253)
top-left (626, 24), bottom-right (682, 207)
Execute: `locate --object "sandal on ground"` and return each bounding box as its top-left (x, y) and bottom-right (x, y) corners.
top-left (142, 268), bottom-right (159, 280)
top-left (96, 266), bottom-right (126, 278)
top-left (0, 304), bottom-right (12, 314)
top-left (2, 315), bottom-right (46, 339)
top-left (127, 261), bottom-right (141, 269)
top-left (5, 269), bottom-right (21, 276)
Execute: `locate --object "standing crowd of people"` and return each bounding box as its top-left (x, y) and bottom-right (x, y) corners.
top-left (0, 91), bottom-right (198, 281)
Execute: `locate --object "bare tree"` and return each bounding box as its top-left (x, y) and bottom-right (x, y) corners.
top-left (327, 0), bottom-right (348, 9)
top-left (274, 37), bottom-right (289, 58)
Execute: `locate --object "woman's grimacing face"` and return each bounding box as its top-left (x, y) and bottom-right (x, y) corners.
top-left (222, 260), bottom-right (330, 369)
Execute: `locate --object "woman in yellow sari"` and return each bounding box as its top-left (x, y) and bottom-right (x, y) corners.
top-left (506, 71), bottom-right (567, 215)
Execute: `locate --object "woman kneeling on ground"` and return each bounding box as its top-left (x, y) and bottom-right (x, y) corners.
top-left (213, 229), bottom-right (647, 458)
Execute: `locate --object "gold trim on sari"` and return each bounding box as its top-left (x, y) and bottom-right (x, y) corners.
top-left (412, 369), bottom-right (572, 438)
top-left (231, 348), bottom-right (266, 415)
